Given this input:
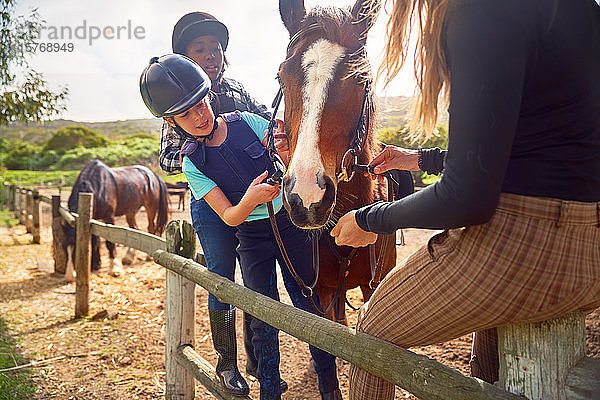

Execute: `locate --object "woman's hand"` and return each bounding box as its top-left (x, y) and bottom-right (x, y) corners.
top-left (330, 210), bottom-right (378, 247)
top-left (242, 170), bottom-right (280, 207)
top-left (369, 145), bottom-right (419, 175)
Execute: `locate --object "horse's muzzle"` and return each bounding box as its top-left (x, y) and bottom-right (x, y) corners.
top-left (282, 172), bottom-right (336, 228)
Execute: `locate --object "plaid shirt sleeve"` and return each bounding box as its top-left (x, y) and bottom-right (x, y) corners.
top-left (159, 121), bottom-right (187, 173)
top-left (220, 78), bottom-right (272, 120)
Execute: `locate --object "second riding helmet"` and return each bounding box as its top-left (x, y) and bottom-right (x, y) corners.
top-left (139, 54), bottom-right (211, 118)
top-left (172, 12), bottom-right (229, 54)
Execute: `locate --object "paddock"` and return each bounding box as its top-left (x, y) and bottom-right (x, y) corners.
top-left (1, 183), bottom-right (599, 399)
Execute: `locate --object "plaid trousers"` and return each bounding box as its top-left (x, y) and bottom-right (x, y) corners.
top-left (349, 193), bottom-right (600, 399)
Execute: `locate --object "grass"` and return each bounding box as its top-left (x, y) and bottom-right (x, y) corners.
top-left (0, 210), bottom-right (18, 227)
top-left (0, 318), bottom-right (37, 400)
top-left (0, 170), bottom-right (80, 187)
top-left (0, 169), bottom-right (187, 187)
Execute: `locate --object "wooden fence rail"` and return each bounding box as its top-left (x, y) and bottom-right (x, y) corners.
top-left (2, 183), bottom-right (599, 399)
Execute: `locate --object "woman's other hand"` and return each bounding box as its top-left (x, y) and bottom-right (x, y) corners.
top-left (330, 210), bottom-right (378, 247)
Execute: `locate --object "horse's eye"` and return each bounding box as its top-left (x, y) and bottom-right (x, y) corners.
top-left (276, 75), bottom-right (287, 89)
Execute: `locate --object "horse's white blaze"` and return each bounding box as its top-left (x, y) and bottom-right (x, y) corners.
top-left (289, 38), bottom-right (345, 207)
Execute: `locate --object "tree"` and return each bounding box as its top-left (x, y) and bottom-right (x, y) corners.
top-left (3, 141), bottom-right (39, 169)
top-left (43, 126), bottom-right (108, 153)
top-left (0, 0), bottom-right (68, 125)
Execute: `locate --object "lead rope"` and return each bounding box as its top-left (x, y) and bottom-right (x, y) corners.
top-left (263, 84), bottom-right (328, 313)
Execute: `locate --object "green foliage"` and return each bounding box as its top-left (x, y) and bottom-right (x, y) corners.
top-left (376, 125), bottom-right (449, 150)
top-left (0, 318), bottom-right (37, 399)
top-left (43, 125), bottom-right (107, 152)
top-left (53, 137), bottom-right (157, 170)
top-left (123, 133), bottom-right (155, 140)
top-left (0, 209), bottom-right (18, 226)
top-left (0, 0), bottom-right (68, 125)
top-left (0, 137), bottom-right (10, 167)
top-left (3, 141), bottom-right (39, 169)
top-left (162, 172), bottom-right (187, 184)
top-left (0, 72), bottom-right (69, 125)
top-left (0, 118), bottom-right (162, 145)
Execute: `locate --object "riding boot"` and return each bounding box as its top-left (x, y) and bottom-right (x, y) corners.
top-left (244, 311), bottom-right (259, 375)
top-left (244, 311), bottom-right (289, 393)
top-left (209, 309), bottom-right (250, 396)
top-left (320, 388), bottom-right (342, 400)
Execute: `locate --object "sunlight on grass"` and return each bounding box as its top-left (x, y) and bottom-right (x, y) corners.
top-left (0, 319), bottom-right (37, 400)
top-left (0, 210), bottom-right (18, 227)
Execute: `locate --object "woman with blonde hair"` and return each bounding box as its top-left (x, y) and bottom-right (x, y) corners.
top-left (330, 0), bottom-right (600, 398)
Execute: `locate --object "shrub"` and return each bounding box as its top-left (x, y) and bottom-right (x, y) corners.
top-left (43, 125), bottom-right (108, 153)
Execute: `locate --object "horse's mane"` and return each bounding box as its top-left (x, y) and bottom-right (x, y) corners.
top-left (68, 159), bottom-right (114, 212)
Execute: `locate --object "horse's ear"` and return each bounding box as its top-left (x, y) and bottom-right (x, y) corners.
top-left (351, 0), bottom-right (381, 43)
top-left (280, 0), bottom-right (306, 37)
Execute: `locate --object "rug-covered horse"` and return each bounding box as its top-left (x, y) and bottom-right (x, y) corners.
top-left (277, 0), bottom-right (408, 323)
top-left (61, 159), bottom-right (169, 278)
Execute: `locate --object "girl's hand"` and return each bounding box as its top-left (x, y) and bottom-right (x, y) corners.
top-left (242, 170), bottom-right (280, 207)
top-left (262, 119), bottom-right (290, 166)
top-left (330, 210), bottom-right (378, 247)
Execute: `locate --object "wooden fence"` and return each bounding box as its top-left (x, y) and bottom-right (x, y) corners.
top-left (1, 181), bottom-right (598, 400)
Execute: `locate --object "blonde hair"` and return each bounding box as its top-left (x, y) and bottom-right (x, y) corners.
top-left (379, 0), bottom-right (449, 139)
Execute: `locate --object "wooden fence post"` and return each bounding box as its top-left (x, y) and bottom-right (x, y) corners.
top-left (498, 311), bottom-right (595, 399)
top-left (32, 190), bottom-right (41, 244)
top-left (8, 185), bottom-right (15, 211)
top-left (25, 190), bottom-right (33, 234)
top-left (0, 182), bottom-right (6, 207)
top-left (51, 195), bottom-right (67, 275)
top-left (75, 192), bottom-right (92, 318)
top-left (165, 220), bottom-right (196, 400)
top-left (14, 188), bottom-right (21, 221)
top-left (20, 190), bottom-right (26, 226)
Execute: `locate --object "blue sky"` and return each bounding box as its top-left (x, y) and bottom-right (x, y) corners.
top-left (14, 0), bottom-right (416, 122)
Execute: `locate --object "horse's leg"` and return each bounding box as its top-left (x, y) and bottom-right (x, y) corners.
top-left (91, 235), bottom-right (101, 271)
top-left (106, 239), bottom-right (123, 277)
top-left (122, 213), bottom-right (139, 265)
top-left (65, 243), bottom-right (75, 283)
top-left (100, 215), bottom-right (123, 277)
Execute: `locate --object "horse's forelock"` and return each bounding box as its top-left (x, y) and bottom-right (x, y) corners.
top-left (288, 7), bottom-right (370, 84)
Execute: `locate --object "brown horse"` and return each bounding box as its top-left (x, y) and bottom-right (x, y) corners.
top-left (278, 0), bottom-right (400, 323)
top-left (62, 159), bottom-right (169, 277)
top-left (166, 181), bottom-right (189, 211)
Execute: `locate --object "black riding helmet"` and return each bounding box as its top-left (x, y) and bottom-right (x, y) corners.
top-left (139, 54), bottom-right (211, 118)
top-left (172, 12), bottom-right (229, 54)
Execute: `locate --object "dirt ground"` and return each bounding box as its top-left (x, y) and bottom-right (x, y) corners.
top-left (1, 188), bottom-right (599, 399)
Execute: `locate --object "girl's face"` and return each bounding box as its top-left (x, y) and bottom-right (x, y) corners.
top-left (186, 35), bottom-right (224, 82)
top-left (170, 97), bottom-right (215, 137)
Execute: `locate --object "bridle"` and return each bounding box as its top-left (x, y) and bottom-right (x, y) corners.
top-left (265, 24), bottom-right (397, 317)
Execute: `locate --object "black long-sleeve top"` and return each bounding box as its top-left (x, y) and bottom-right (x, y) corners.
top-left (356, 0), bottom-right (600, 234)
